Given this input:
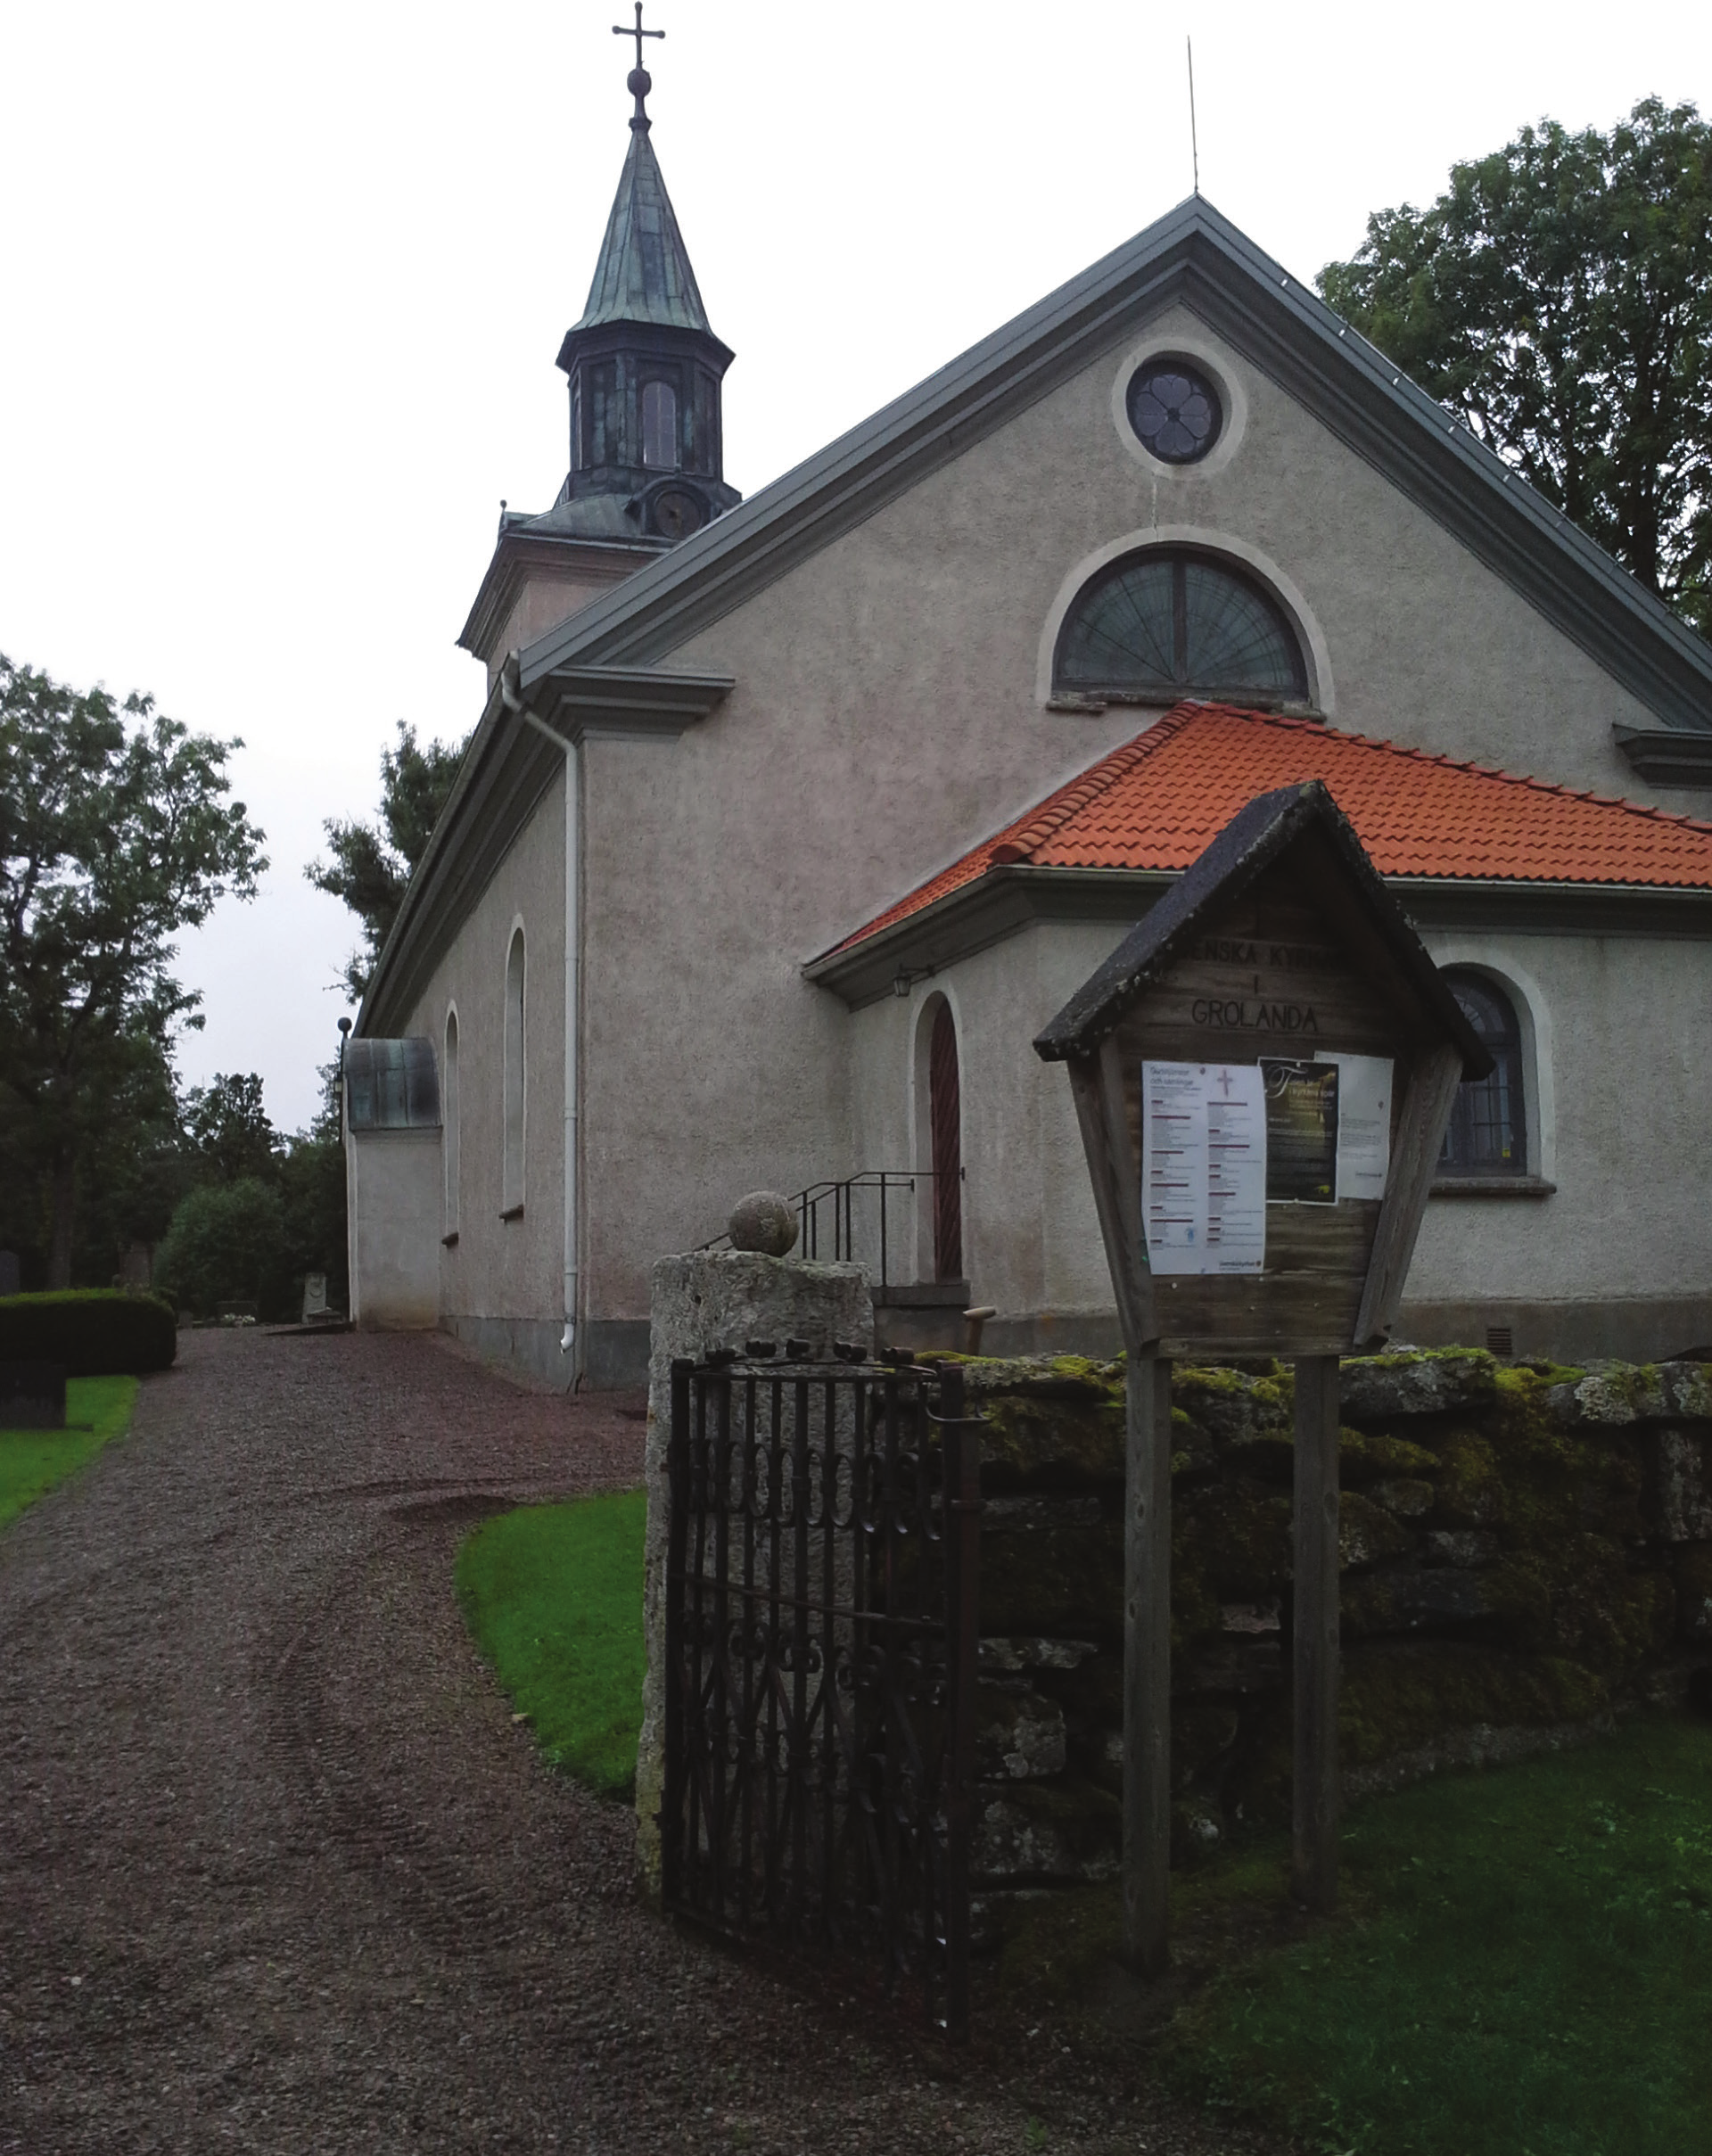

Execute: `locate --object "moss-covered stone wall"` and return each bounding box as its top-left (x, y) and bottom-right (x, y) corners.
top-left (957, 1349), bottom-right (1712, 1887)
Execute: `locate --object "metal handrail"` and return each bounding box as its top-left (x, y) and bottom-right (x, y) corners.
top-left (700, 1168), bottom-right (962, 1294)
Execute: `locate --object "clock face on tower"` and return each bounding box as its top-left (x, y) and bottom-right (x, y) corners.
top-left (651, 488), bottom-right (704, 539)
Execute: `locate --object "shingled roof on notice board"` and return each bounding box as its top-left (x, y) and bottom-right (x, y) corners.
top-left (1031, 780), bottom-right (1492, 1074)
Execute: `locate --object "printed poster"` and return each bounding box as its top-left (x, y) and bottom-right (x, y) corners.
top-left (1141, 1061), bottom-right (1267, 1276)
top-left (1260, 1058), bottom-right (1339, 1204)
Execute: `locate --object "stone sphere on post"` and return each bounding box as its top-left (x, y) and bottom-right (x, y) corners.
top-left (728, 1191), bottom-right (799, 1258)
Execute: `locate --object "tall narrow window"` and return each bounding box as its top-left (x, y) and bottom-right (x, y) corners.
top-left (442, 1010), bottom-right (460, 1236)
top-left (929, 1000), bottom-right (963, 1280)
top-left (503, 930), bottom-right (526, 1214)
top-left (641, 379), bottom-right (678, 470)
top-left (570, 376), bottom-right (584, 471)
top-left (1439, 972), bottom-right (1527, 1175)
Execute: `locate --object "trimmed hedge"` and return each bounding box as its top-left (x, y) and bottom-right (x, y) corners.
top-left (0, 1290), bottom-right (177, 1376)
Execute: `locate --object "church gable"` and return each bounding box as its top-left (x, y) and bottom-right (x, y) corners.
top-left (516, 197), bottom-right (1712, 745)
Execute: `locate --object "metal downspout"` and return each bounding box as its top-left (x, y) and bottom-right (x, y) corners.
top-left (502, 662), bottom-right (580, 1380)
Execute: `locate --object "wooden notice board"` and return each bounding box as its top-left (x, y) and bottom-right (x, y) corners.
top-left (1034, 780), bottom-right (1490, 1968)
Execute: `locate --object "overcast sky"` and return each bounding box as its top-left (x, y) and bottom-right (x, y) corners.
top-left (4, 0), bottom-right (1708, 1131)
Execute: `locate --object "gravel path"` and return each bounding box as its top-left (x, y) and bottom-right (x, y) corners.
top-left (0, 1328), bottom-right (1285, 2156)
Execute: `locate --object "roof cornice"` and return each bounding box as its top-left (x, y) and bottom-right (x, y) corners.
top-left (517, 197), bottom-right (1712, 733)
top-left (358, 661), bottom-right (732, 1034)
top-left (804, 860), bottom-right (1712, 1011)
top-left (457, 529), bottom-right (669, 664)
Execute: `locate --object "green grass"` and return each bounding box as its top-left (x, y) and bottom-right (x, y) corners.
top-left (0, 1375), bottom-right (140, 1530)
top-left (455, 1490), bottom-right (646, 1800)
top-left (1169, 1716), bottom-right (1712, 2156)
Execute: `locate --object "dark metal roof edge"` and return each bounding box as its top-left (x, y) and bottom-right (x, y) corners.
top-left (514, 195), bottom-right (1712, 729)
top-left (808, 854), bottom-right (1712, 1015)
top-left (1030, 782), bottom-right (1489, 1071)
top-left (358, 667), bottom-right (547, 1036)
top-left (359, 660), bottom-right (733, 1033)
top-left (803, 866), bottom-right (1173, 1007)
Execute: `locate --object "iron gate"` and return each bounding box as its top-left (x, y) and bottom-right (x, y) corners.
top-left (662, 1350), bottom-right (980, 2038)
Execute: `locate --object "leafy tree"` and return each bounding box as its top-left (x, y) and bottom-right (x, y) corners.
top-left (182, 1070), bottom-right (281, 1185)
top-left (308, 720), bottom-right (469, 1000)
top-left (0, 656), bottom-right (266, 1288)
top-left (278, 1058), bottom-right (348, 1314)
top-left (154, 1176), bottom-right (290, 1319)
top-left (1318, 97), bottom-right (1712, 637)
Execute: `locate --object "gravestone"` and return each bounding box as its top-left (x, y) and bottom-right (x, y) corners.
top-left (119, 1242), bottom-right (152, 1290)
top-left (301, 1273), bottom-right (330, 1322)
top-left (1, 1363), bottom-right (67, 1429)
top-left (1035, 779), bottom-right (1488, 1968)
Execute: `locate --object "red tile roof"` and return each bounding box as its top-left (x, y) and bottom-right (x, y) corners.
top-left (832, 702), bottom-right (1712, 953)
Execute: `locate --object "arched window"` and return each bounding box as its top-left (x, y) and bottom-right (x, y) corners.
top-left (442, 1009), bottom-right (460, 1237)
top-left (503, 930), bottom-right (526, 1214)
top-left (927, 1000), bottom-right (963, 1280)
top-left (1439, 972), bottom-right (1527, 1175)
top-left (641, 380), bottom-right (678, 471)
top-left (1054, 548), bottom-right (1307, 702)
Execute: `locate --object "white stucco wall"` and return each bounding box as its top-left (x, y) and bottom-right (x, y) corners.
top-left (843, 914), bottom-right (1712, 1359)
top-left (347, 1129), bottom-right (442, 1329)
top-left (400, 761), bottom-right (569, 1375)
top-left (418, 292), bottom-right (1712, 1377)
top-left (1408, 926), bottom-right (1712, 1329)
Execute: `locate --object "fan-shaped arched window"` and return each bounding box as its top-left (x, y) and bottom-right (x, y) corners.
top-left (1054, 549), bottom-right (1308, 702)
top-left (1439, 972), bottom-right (1527, 1175)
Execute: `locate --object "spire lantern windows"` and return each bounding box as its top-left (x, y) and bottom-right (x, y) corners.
top-left (642, 379), bottom-right (679, 469)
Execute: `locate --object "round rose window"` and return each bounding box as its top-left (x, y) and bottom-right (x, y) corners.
top-left (1125, 360), bottom-right (1222, 464)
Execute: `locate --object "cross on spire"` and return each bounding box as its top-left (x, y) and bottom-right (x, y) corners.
top-left (613, 3), bottom-right (663, 73)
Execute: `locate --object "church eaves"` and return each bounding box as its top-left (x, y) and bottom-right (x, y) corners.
top-left (563, 113), bottom-right (718, 346)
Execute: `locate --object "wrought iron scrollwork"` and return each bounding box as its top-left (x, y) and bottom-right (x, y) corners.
top-left (662, 1355), bottom-right (980, 2038)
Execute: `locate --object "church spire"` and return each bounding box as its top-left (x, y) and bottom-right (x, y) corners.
top-left (551, 16), bottom-right (738, 542)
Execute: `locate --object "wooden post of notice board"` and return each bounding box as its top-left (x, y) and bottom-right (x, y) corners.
top-left (1036, 782), bottom-right (1490, 1959)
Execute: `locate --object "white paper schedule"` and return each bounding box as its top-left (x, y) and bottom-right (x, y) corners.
top-left (1326, 1052), bottom-right (1393, 1201)
top-left (1141, 1061), bottom-right (1267, 1276)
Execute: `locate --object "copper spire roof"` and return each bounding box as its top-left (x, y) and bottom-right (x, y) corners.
top-left (571, 94), bottom-right (717, 340)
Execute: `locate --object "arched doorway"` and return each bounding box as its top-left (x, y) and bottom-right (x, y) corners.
top-left (928, 1000), bottom-right (963, 1280)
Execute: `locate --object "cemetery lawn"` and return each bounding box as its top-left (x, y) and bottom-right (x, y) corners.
top-left (456, 1490), bottom-right (646, 1800)
top-left (0, 1376), bottom-right (138, 1531)
top-left (1165, 1714), bottom-right (1712, 2156)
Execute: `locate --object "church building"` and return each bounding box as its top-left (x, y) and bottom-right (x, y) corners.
top-left (345, 48), bottom-right (1712, 1384)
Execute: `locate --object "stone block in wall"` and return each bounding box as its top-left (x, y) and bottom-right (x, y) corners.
top-left (635, 1251), bottom-right (874, 1898)
top-left (1676, 1545), bottom-right (1712, 1642)
top-left (1424, 1528), bottom-right (1502, 1568)
top-left (1338, 1641), bottom-right (1609, 1773)
top-left (1338, 1490), bottom-right (1415, 1570)
top-left (975, 1681), bottom-right (1067, 1780)
top-left (972, 1778), bottom-right (1119, 1885)
top-left (1338, 1430), bottom-right (1442, 1485)
top-left (978, 1502), bottom-right (1124, 1640)
top-left (1340, 1351), bottom-right (1497, 1421)
top-left (1547, 1361), bottom-right (1712, 1427)
top-left (1343, 1567), bottom-right (1498, 1635)
top-left (1173, 1365), bottom-right (1290, 1446)
top-left (1370, 1477), bottom-right (1436, 1518)
top-left (967, 1366), bottom-right (1124, 1490)
top-left (1179, 1639), bottom-right (1283, 1695)
top-left (1650, 1429), bottom-right (1712, 1543)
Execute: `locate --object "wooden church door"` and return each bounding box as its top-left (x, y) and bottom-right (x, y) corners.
top-left (929, 1001), bottom-right (963, 1280)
